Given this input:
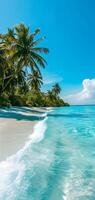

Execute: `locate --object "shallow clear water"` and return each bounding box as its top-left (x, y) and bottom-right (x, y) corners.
top-left (1, 106), bottom-right (95, 200)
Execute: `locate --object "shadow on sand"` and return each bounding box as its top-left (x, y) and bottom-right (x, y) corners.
top-left (0, 107), bottom-right (46, 121)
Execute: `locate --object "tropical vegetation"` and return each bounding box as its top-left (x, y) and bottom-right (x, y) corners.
top-left (0, 23), bottom-right (69, 107)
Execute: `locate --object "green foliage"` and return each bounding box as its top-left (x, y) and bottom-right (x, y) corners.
top-left (52, 83), bottom-right (61, 97)
top-left (0, 23), bottom-right (69, 107)
top-left (28, 70), bottom-right (43, 91)
top-left (9, 94), bottom-right (26, 106)
top-left (26, 90), bottom-right (44, 107)
top-left (0, 93), bottom-right (11, 107)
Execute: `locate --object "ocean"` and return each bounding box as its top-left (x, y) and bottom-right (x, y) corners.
top-left (0, 106), bottom-right (95, 200)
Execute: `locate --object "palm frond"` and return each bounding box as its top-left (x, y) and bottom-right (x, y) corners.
top-left (30, 57), bottom-right (42, 75)
top-left (31, 47), bottom-right (49, 54)
top-left (31, 28), bottom-right (41, 37)
top-left (30, 51), bottom-right (47, 68)
top-left (32, 37), bottom-right (45, 46)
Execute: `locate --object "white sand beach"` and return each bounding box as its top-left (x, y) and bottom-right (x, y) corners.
top-left (0, 107), bottom-right (46, 162)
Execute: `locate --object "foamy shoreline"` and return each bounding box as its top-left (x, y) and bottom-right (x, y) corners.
top-left (0, 107), bottom-right (47, 162)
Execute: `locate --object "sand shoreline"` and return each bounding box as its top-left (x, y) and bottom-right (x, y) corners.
top-left (0, 107), bottom-right (47, 162)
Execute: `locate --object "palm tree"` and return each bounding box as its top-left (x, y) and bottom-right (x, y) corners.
top-left (0, 48), bottom-right (9, 93)
top-left (0, 30), bottom-right (16, 93)
top-left (28, 70), bottom-right (43, 91)
top-left (10, 23), bottom-right (49, 73)
top-left (1, 23), bottom-right (49, 93)
top-left (52, 83), bottom-right (61, 97)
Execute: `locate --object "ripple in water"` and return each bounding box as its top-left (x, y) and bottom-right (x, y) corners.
top-left (0, 106), bottom-right (95, 200)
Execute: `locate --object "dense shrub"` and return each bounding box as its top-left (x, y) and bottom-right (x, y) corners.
top-left (9, 95), bottom-right (26, 106)
top-left (0, 93), bottom-right (11, 107)
top-left (26, 90), bottom-right (44, 107)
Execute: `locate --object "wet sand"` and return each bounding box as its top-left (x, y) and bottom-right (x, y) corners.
top-left (0, 107), bottom-right (46, 162)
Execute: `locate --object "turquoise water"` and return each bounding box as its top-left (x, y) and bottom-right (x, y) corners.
top-left (0, 106), bottom-right (95, 200)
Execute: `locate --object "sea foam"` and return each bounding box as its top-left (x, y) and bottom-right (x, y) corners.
top-left (0, 115), bottom-right (48, 200)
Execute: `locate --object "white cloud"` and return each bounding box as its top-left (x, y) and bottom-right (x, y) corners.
top-left (43, 75), bottom-right (63, 85)
top-left (65, 79), bottom-right (95, 105)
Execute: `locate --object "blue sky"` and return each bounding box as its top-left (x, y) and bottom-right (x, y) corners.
top-left (1, 0), bottom-right (95, 104)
